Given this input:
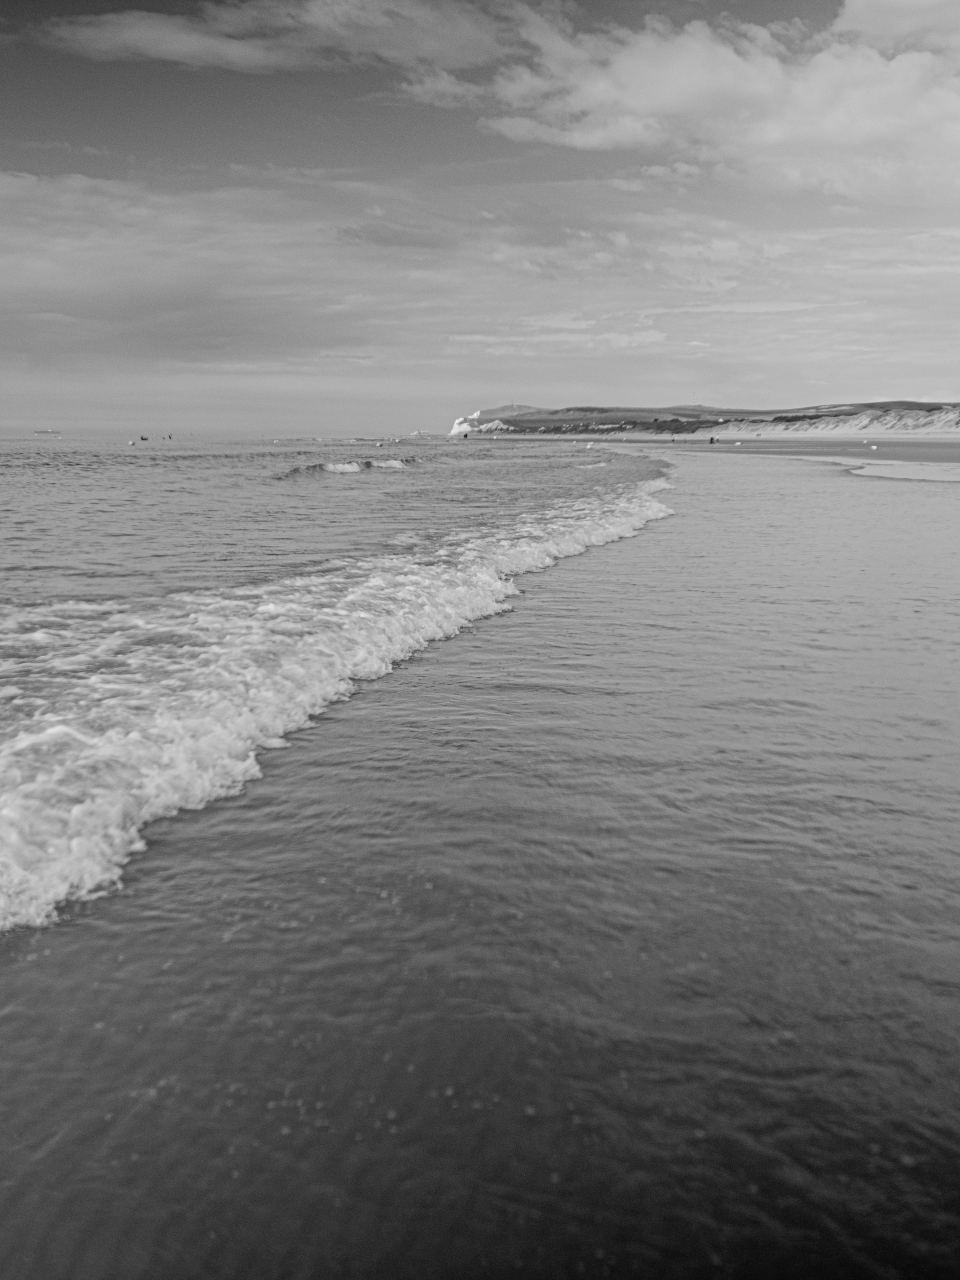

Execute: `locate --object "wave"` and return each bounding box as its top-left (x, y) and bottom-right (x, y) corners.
top-left (0, 479), bottom-right (672, 932)
top-left (278, 457), bottom-right (411, 478)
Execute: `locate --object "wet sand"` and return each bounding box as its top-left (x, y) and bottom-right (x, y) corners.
top-left (667, 437), bottom-right (960, 465)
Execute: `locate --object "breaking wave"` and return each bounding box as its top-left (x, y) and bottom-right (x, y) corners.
top-left (0, 479), bottom-right (671, 932)
top-left (278, 457), bottom-right (411, 478)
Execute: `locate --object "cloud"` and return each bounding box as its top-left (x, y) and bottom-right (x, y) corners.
top-left (43, 0), bottom-right (507, 72)
top-left (0, 170), bottom-right (427, 363)
top-left (448, 320), bottom-right (666, 357)
top-left (0, 165), bottom-right (794, 379)
top-left (471, 10), bottom-right (960, 198)
top-left (45, 10), bottom-right (300, 72)
top-left (7, 164), bottom-right (960, 416)
top-left (833, 0), bottom-right (960, 53)
top-left (40, 2), bottom-right (960, 200)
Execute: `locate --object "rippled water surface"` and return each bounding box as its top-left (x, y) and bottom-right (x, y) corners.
top-left (1, 439), bottom-right (959, 1279)
top-left (0, 436), bottom-right (668, 930)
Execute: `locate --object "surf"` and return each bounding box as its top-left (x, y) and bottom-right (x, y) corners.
top-left (0, 477), bottom-right (671, 932)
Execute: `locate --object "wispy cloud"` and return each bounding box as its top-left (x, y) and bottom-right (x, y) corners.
top-left (6, 162), bottom-right (958, 376)
top-left (450, 307), bottom-right (666, 357)
top-left (0, 170), bottom-right (414, 362)
top-left (43, 0), bottom-right (508, 73)
top-left (6, 161), bottom-right (960, 420)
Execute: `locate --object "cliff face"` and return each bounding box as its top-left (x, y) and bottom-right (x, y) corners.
top-left (451, 417), bottom-right (513, 435)
top-left (752, 408), bottom-right (960, 433)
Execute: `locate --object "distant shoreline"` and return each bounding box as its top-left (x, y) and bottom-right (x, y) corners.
top-left (451, 400), bottom-right (960, 439)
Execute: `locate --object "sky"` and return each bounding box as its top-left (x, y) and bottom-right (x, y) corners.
top-left (3, 0), bottom-right (960, 434)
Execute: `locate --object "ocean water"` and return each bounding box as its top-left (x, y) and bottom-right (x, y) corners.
top-left (0, 435), bottom-right (669, 931)
top-left (1, 435), bottom-right (959, 1279)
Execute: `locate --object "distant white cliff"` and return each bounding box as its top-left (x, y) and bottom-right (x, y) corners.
top-left (450, 415), bottom-right (513, 436)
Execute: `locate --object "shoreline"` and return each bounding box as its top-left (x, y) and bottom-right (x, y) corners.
top-left (607, 434), bottom-right (960, 478)
top-left (563, 433), bottom-right (960, 463)
top-left (467, 427), bottom-right (960, 443)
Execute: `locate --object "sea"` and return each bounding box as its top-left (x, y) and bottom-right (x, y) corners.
top-left (1, 431), bottom-right (959, 1279)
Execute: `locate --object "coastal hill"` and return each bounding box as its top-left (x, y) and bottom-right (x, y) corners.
top-left (450, 401), bottom-right (960, 436)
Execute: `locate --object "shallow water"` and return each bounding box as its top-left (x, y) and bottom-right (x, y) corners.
top-left (1, 446), bottom-right (959, 1278)
top-left (0, 435), bottom-right (667, 930)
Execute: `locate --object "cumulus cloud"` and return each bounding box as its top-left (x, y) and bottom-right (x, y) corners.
top-left (471, 9), bottom-right (960, 197)
top-left (833, 0), bottom-right (960, 53)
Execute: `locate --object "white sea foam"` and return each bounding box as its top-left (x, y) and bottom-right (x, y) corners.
top-left (0, 479), bottom-right (671, 931)
top-left (279, 458), bottom-right (410, 478)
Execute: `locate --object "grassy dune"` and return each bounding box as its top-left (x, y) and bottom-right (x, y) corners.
top-left (458, 401), bottom-right (960, 436)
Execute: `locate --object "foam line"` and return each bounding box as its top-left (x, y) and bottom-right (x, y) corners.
top-left (0, 479), bottom-right (671, 931)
